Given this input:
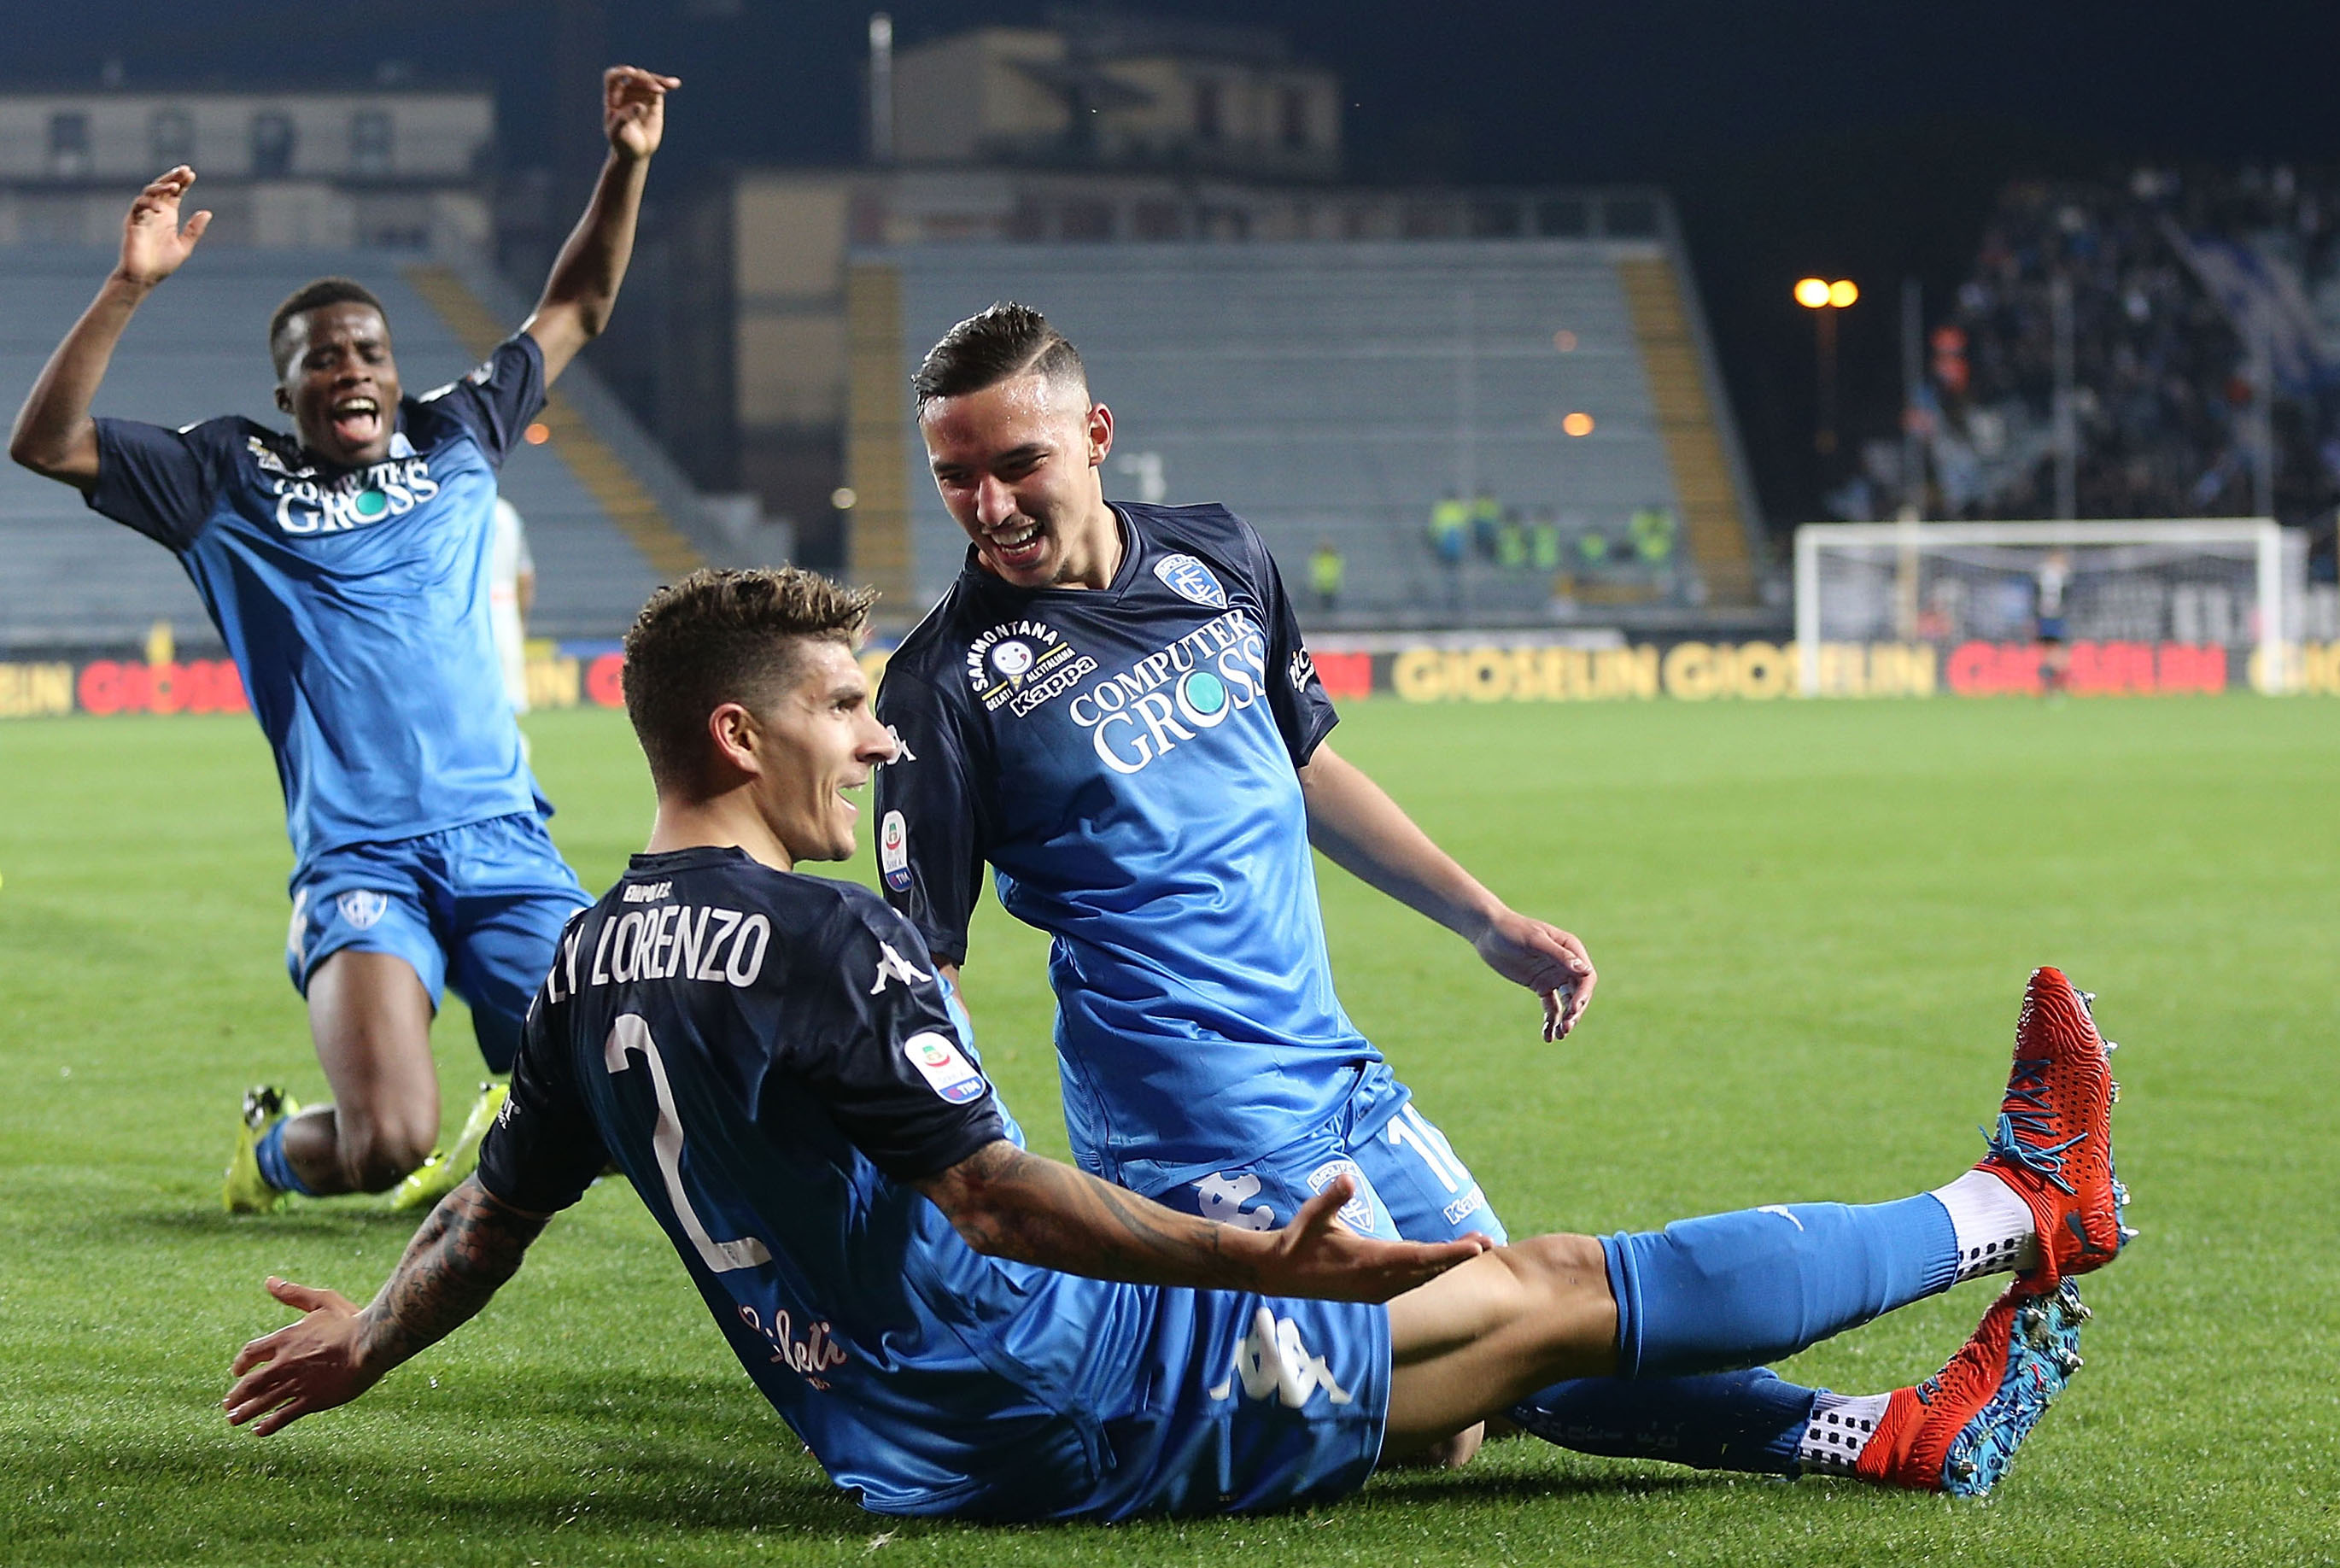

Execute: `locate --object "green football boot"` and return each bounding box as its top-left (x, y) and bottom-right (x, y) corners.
top-left (389, 1079), bottom-right (510, 1212)
top-left (223, 1085), bottom-right (302, 1214)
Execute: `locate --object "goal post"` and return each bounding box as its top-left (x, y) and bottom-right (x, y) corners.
top-left (1794, 518), bottom-right (2298, 695)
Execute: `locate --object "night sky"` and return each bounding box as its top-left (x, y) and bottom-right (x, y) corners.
top-left (9, 0), bottom-right (2339, 529)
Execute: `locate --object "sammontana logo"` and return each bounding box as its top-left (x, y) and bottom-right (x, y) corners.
top-left (963, 619), bottom-right (1097, 717)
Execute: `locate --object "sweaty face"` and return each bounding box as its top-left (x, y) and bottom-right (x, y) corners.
top-left (920, 372), bottom-right (1120, 590)
top-left (750, 641), bottom-right (897, 865)
top-left (274, 303), bottom-right (401, 468)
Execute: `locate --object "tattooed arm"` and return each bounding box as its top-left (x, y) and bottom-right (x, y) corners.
top-left (915, 1140), bottom-right (1487, 1303)
top-left (222, 1177), bottom-right (550, 1436)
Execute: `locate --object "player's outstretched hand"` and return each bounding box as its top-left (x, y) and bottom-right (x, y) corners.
top-left (1474, 909), bottom-right (1596, 1042)
top-left (603, 66), bottom-right (681, 160)
top-left (118, 167), bottom-right (209, 289)
top-left (223, 1276), bottom-right (382, 1436)
top-left (1260, 1176), bottom-right (1491, 1302)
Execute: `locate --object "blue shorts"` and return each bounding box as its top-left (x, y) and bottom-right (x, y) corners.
top-left (893, 1276), bottom-right (1390, 1521)
top-left (284, 812), bottom-right (587, 1073)
top-left (1158, 1062), bottom-right (1509, 1246)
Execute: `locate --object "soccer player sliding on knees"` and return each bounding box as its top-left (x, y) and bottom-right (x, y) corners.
top-left (9, 67), bottom-right (679, 1215)
top-left (225, 568), bottom-right (2132, 1515)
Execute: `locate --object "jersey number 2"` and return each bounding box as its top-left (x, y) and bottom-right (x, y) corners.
top-left (604, 1013), bottom-right (772, 1273)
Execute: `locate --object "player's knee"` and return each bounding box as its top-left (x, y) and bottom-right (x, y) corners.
top-left (337, 1116), bottom-right (436, 1192)
top-left (1496, 1232), bottom-right (1617, 1354)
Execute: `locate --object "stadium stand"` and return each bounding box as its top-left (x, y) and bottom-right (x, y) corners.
top-left (845, 236), bottom-right (1761, 628)
top-left (0, 247), bottom-right (718, 649)
top-left (1918, 167), bottom-right (2340, 532)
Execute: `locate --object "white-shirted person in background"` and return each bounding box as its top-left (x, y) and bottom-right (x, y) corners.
top-left (489, 496), bottom-right (535, 716)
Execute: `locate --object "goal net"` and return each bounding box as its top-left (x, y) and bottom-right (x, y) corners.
top-left (1794, 520), bottom-right (2303, 694)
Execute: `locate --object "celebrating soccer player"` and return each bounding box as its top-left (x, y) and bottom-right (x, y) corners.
top-left (223, 568), bottom-right (2128, 1512)
top-left (873, 301), bottom-right (2121, 1474)
top-left (8, 66), bottom-right (681, 1213)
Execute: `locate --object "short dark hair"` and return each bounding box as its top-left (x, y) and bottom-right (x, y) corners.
top-left (913, 301), bottom-right (1086, 409)
top-left (621, 567), bottom-right (877, 790)
top-left (268, 278), bottom-right (387, 373)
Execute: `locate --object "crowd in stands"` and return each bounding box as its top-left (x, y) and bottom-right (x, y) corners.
top-left (1887, 165), bottom-right (2340, 542)
top-left (1424, 492), bottom-right (1677, 577)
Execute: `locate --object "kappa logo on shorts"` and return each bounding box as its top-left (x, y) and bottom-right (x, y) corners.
top-left (902, 1030), bottom-right (986, 1104)
top-left (286, 888), bottom-right (310, 958)
top-left (1195, 1171), bottom-right (1278, 1232)
top-left (1305, 1159), bottom-right (1379, 1233)
top-left (880, 810), bottom-right (912, 892)
top-left (336, 890), bottom-right (389, 930)
top-left (1208, 1305), bottom-right (1354, 1407)
top-left (1152, 553), bottom-right (1229, 609)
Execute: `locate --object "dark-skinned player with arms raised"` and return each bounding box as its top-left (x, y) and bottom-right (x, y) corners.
top-left (223, 567), bottom-right (2126, 1515)
top-left (9, 66), bottom-right (680, 1213)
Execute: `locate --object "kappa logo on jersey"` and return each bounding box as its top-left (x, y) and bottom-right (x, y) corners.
top-left (869, 940), bottom-right (931, 995)
top-left (1064, 608), bottom-right (1272, 775)
top-left (1153, 553), bottom-right (1229, 609)
top-left (1305, 1158), bottom-right (1382, 1233)
top-left (268, 455), bottom-right (442, 537)
top-left (1195, 1171), bottom-right (1278, 1232)
top-left (964, 619), bottom-right (1097, 718)
top-left (336, 890), bottom-right (389, 929)
top-left (247, 436), bottom-right (307, 478)
top-left (883, 725), bottom-right (916, 765)
top-left (902, 1029), bottom-right (986, 1103)
top-left (880, 810), bottom-right (912, 892)
top-left (1208, 1305), bottom-right (1355, 1407)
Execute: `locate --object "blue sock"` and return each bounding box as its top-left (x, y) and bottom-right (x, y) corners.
top-left (253, 1118), bottom-right (314, 1197)
top-left (1509, 1369), bottom-right (1816, 1477)
top-left (1605, 1195), bottom-right (1958, 1380)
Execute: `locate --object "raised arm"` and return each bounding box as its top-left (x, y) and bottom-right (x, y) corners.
top-left (521, 67), bottom-right (680, 383)
top-left (9, 167), bottom-right (211, 488)
top-left (1297, 739), bottom-right (1597, 1040)
top-left (222, 1176), bottom-right (550, 1436)
top-left (916, 1139), bottom-right (1485, 1302)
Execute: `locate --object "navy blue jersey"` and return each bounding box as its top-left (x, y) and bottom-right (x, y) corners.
top-left (477, 849), bottom-right (1050, 1512)
top-left (86, 336), bottom-right (548, 868)
top-left (477, 845), bottom-right (1391, 1520)
top-left (873, 504), bottom-right (1372, 1197)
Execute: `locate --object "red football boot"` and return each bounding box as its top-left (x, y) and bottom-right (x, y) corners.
top-left (1975, 967), bottom-right (2130, 1289)
top-left (1853, 1278), bottom-right (2091, 1496)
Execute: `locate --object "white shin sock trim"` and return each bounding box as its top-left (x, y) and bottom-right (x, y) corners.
top-left (1800, 1390), bottom-right (1893, 1473)
top-left (1932, 1167), bottom-right (2040, 1283)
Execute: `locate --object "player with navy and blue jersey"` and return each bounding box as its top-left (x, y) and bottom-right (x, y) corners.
top-left (9, 67), bottom-right (682, 1212)
top-left (872, 302), bottom-right (2122, 1478)
top-left (220, 567), bottom-right (2125, 1511)
top-left (878, 305), bottom-right (1590, 1464)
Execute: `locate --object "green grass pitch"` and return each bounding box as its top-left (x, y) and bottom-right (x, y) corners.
top-left (3, 696), bottom-right (2335, 1565)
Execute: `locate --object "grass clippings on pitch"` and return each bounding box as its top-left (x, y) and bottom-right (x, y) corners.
top-left (2, 695), bottom-right (2335, 1566)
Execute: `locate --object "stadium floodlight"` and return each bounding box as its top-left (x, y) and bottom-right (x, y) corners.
top-left (1794, 518), bottom-right (2301, 694)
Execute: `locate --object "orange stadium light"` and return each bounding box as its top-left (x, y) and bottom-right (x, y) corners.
top-left (1794, 277), bottom-right (1833, 309)
top-left (1828, 278), bottom-right (1859, 308)
top-left (1561, 411), bottom-right (1595, 436)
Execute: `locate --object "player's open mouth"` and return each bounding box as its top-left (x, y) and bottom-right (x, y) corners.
top-left (330, 398), bottom-right (382, 446)
top-left (985, 521), bottom-right (1045, 570)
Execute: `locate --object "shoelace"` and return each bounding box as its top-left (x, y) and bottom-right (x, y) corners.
top-left (1980, 1056), bottom-right (2086, 1194)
